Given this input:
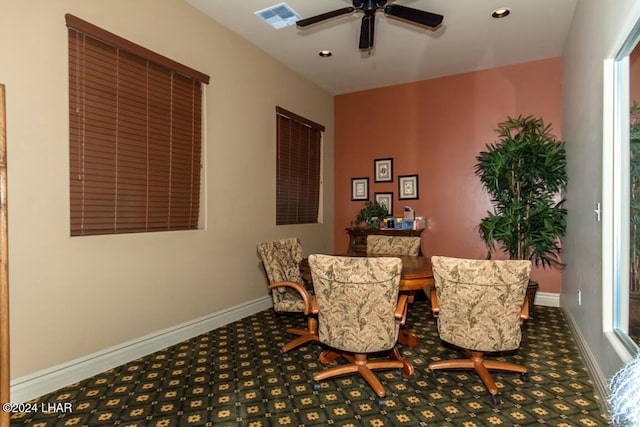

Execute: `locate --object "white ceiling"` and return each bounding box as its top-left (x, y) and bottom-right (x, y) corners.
top-left (185, 0), bottom-right (577, 95)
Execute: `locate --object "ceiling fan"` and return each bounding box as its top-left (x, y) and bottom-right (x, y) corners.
top-left (296, 0), bottom-right (444, 50)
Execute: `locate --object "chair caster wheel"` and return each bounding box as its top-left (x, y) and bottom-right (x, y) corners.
top-left (491, 394), bottom-right (501, 405)
top-left (313, 383), bottom-right (321, 391)
top-left (395, 368), bottom-right (403, 377)
top-left (377, 398), bottom-right (386, 407)
top-left (430, 370), bottom-right (438, 379)
top-left (520, 372), bottom-right (529, 382)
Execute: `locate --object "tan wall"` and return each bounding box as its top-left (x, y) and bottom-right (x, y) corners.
top-left (334, 58), bottom-right (562, 293)
top-left (0, 0), bottom-right (334, 378)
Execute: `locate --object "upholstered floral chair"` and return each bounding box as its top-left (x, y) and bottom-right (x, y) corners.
top-left (256, 238), bottom-right (318, 353)
top-left (367, 235), bottom-right (422, 304)
top-left (429, 256), bottom-right (532, 404)
top-left (366, 235), bottom-right (421, 256)
top-left (308, 254), bottom-right (414, 401)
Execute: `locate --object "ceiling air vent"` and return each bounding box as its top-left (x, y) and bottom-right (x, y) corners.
top-left (255, 2), bottom-right (301, 29)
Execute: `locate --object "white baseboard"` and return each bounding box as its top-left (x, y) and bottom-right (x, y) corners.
top-left (562, 307), bottom-right (610, 415)
top-left (11, 296), bottom-right (273, 404)
top-left (535, 291), bottom-right (560, 307)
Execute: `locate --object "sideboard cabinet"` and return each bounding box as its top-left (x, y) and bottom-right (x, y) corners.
top-left (345, 227), bottom-right (425, 256)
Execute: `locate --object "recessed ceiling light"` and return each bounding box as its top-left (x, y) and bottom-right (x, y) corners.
top-left (318, 50), bottom-right (332, 58)
top-left (491, 8), bottom-right (511, 18)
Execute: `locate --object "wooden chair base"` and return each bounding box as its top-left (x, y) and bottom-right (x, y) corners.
top-left (428, 350), bottom-right (527, 397)
top-left (281, 318), bottom-right (319, 353)
top-left (315, 346), bottom-right (414, 398)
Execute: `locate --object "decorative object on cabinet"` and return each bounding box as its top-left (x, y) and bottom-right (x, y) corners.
top-left (374, 158), bottom-right (393, 182)
top-left (351, 177), bottom-right (369, 201)
top-left (374, 192), bottom-right (393, 216)
top-left (355, 200), bottom-right (389, 230)
top-left (346, 227), bottom-right (424, 256)
top-left (398, 174), bottom-right (419, 199)
top-left (474, 115), bottom-right (567, 310)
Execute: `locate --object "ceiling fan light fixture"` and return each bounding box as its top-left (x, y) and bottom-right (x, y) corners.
top-left (491, 8), bottom-right (511, 19)
top-left (318, 50), bottom-right (333, 57)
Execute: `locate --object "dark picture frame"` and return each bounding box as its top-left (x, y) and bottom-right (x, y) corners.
top-left (351, 177), bottom-right (369, 201)
top-left (398, 174), bottom-right (419, 200)
top-left (374, 158), bottom-right (393, 182)
top-left (375, 192), bottom-right (393, 216)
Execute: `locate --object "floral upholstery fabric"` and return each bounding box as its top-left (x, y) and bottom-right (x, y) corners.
top-left (308, 254), bottom-right (402, 353)
top-left (431, 256), bottom-right (531, 353)
top-left (257, 238), bottom-right (308, 313)
top-left (366, 235), bottom-right (421, 256)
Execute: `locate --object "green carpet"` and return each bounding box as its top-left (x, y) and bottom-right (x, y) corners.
top-left (10, 302), bottom-right (609, 426)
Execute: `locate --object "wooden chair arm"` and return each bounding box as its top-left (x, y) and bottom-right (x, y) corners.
top-left (311, 296), bottom-right (318, 315)
top-left (268, 281), bottom-right (312, 315)
top-left (394, 294), bottom-right (409, 325)
top-left (429, 287), bottom-right (440, 317)
top-left (520, 296), bottom-right (530, 323)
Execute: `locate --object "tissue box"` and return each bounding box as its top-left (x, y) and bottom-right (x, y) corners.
top-left (402, 217), bottom-right (425, 230)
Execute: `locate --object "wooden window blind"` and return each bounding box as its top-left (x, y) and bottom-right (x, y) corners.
top-left (66, 14), bottom-right (210, 236)
top-left (276, 107), bottom-right (324, 225)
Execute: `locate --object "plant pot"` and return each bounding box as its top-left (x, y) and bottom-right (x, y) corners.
top-left (365, 217), bottom-right (381, 229)
top-left (526, 280), bottom-right (539, 312)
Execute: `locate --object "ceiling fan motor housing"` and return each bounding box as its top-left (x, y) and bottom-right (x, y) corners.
top-left (353, 0), bottom-right (388, 11)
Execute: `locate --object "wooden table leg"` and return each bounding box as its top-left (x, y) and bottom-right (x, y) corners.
top-left (397, 327), bottom-right (419, 347)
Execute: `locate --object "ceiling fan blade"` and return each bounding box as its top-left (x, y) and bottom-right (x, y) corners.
top-left (383, 4), bottom-right (443, 28)
top-left (359, 14), bottom-right (375, 50)
top-left (296, 7), bottom-right (355, 27)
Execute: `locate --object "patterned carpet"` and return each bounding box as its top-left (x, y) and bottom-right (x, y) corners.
top-left (10, 301), bottom-right (610, 426)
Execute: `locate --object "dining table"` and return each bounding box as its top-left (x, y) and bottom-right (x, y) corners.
top-left (298, 254), bottom-right (434, 348)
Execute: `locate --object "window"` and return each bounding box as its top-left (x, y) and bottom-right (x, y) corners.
top-left (604, 17), bottom-right (640, 359)
top-left (276, 107), bottom-right (324, 225)
top-left (66, 14), bottom-right (210, 236)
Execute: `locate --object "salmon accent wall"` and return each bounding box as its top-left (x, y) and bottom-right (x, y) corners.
top-left (334, 57), bottom-right (563, 293)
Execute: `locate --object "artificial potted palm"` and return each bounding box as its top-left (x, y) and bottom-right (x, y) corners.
top-left (474, 115), bottom-right (567, 309)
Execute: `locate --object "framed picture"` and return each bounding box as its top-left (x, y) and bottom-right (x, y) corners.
top-left (375, 192), bottom-right (393, 215)
top-left (398, 174), bottom-right (419, 199)
top-left (351, 177), bottom-right (369, 201)
top-left (374, 158), bottom-right (393, 182)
